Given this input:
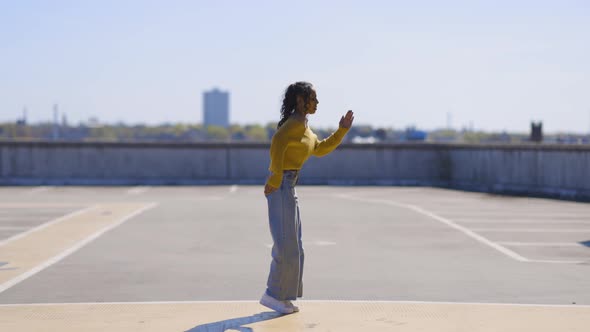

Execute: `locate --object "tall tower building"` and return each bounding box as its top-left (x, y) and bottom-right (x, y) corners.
top-left (53, 104), bottom-right (59, 140)
top-left (203, 88), bottom-right (230, 128)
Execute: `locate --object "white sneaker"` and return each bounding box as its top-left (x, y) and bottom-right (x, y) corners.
top-left (285, 300), bottom-right (299, 312)
top-left (259, 293), bottom-right (294, 314)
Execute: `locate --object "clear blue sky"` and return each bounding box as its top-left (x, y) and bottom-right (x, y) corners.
top-left (1, 0), bottom-right (589, 133)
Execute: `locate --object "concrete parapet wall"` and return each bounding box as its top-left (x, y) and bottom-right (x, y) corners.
top-left (1, 141), bottom-right (589, 201)
top-left (448, 146), bottom-right (590, 200)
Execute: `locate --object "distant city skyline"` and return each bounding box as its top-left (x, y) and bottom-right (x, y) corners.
top-left (203, 88), bottom-right (230, 128)
top-left (1, 1), bottom-right (589, 134)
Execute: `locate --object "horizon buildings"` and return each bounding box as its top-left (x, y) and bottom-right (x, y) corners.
top-left (203, 88), bottom-right (230, 128)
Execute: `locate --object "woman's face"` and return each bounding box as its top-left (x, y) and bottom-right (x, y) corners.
top-left (306, 89), bottom-right (319, 114)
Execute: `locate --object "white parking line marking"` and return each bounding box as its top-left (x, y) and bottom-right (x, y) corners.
top-left (0, 206), bottom-right (98, 247)
top-left (26, 187), bottom-right (53, 194)
top-left (126, 186), bottom-right (150, 195)
top-left (337, 194), bottom-right (529, 262)
top-left (1, 299), bottom-right (589, 308)
top-left (0, 203), bottom-right (158, 295)
top-left (472, 229), bottom-right (590, 233)
top-left (191, 196), bottom-right (224, 201)
top-left (497, 242), bottom-right (583, 247)
top-left (431, 212), bottom-right (590, 218)
top-left (454, 219), bottom-right (590, 224)
top-left (315, 241), bottom-right (337, 246)
top-left (528, 260), bottom-right (586, 264)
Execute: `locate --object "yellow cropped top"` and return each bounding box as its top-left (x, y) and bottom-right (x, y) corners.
top-left (266, 116), bottom-right (350, 188)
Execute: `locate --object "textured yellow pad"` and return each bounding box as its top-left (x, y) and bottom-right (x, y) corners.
top-left (1, 301), bottom-right (588, 331)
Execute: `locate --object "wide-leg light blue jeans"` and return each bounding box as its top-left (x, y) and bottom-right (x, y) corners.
top-left (264, 170), bottom-right (304, 301)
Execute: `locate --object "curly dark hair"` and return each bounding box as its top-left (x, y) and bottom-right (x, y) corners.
top-left (277, 81), bottom-right (314, 129)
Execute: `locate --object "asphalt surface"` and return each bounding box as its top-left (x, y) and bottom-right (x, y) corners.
top-left (1, 185), bottom-right (589, 305)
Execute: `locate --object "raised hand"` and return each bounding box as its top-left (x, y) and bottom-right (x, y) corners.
top-left (339, 110), bottom-right (354, 129)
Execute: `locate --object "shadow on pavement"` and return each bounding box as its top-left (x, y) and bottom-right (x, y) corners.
top-left (185, 311), bottom-right (284, 332)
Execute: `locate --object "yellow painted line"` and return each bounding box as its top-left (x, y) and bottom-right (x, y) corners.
top-left (0, 301), bottom-right (589, 331)
top-left (0, 206), bottom-right (98, 247)
top-left (0, 203), bottom-right (157, 293)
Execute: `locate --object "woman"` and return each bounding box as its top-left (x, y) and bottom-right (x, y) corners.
top-left (259, 81), bottom-right (354, 314)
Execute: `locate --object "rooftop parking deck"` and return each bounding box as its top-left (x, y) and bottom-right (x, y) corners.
top-left (0, 185), bottom-right (589, 331)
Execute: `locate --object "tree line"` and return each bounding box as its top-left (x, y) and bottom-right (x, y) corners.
top-left (2, 122), bottom-right (586, 144)
top-left (0, 122), bottom-right (378, 142)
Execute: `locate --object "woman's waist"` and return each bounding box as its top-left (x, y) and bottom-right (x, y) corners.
top-left (280, 152), bottom-right (311, 170)
top-left (283, 169), bottom-right (300, 179)
top-left (281, 169), bottom-right (300, 185)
